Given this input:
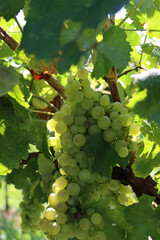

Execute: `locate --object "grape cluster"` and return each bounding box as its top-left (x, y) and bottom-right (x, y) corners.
top-left (19, 191), bottom-right (44, 234)
top-left (44, 69), bottom-right (141, 239)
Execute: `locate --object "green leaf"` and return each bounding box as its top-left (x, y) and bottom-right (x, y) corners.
top-left (93, 26), bottom-right (132, 78)
top-left (38, 154), bottom-right (55, 183)
top-left (125, 3), bottom-right (143, 30)
top-left (0, 64), bottom-right (19, 97)
top-left (0, 0), bottom-right (25, 21)
top-left (125, 195), bottom-right (159, 240)
top-left (20, 0), bottom-right (129, 71)
top-left (87, 133), bottom-right (130, 178)
top-left (0, 163), bottom-right (11, 176)
top-left (128, 70), bottom-right (160, 124)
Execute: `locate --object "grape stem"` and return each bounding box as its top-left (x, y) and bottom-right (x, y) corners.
top-left (103, 66), bottom-right (121, 102)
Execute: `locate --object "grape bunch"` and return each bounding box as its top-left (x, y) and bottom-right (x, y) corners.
top-left (43, 68), bottom-right (141, 239)
top-left (19, 190), bottom-right (44, 234)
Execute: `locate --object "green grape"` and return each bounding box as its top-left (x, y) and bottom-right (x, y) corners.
top-left (70, 80), bottom-right (81, 91)
top-left (97, 183), bottom-right (110, 195)
top-left (78, 125), bottom-right (86, 133)
top-left (88, 124), bottom-right (101, 135)
top-left (82, 79), bottom-right (90, 88)
top-left (68, 158), bottom-right (77, 167)
top-left (76, 68), bottom-right (88, 80)
top-left (97, 116), bottom-right (111, 130)
top-left (108, 180), bottom-right (120, 193)
top-left (48, 222), bottom-right (60, 235)
top-left (73, 134), bottom-right (86, 147)
top-left (56, 212), bottom-right (67, 224)
top-left (100, 95), bottom-right (110, 106)
top-left (118, 147), bottom-right (129, 158)
top-left (70, 125), bottom-right (79, 135)
top-left (119, 185), bottom-right (132, 195)
top-left (55, 202), bottom-right (68, 213)
top-left (55, 176), bottom-right (67, 189)
top-left (83, 87), bottom-right (95, 98)
top-left (54, 112), bottom-right (64, 122)
top-left (57, 189), bottom-right (69, 203)
top-left (91, 106), bottom-right (105, 119)
top-left (55, 121), bottom-right (67, 134)
top-left (103, 128), bottom-right (116, 142)
top-left (112, 102), bottom-right (123, 112)
top-left (48, 193), bottom-right (59, 206)
top-left (79, 169), bottom-right (91, 182)
top-left (67, 183), bottom-right (80, 196)
top-left (67, 165), bottom-right (80, 177)
top-left (39, 218), bottom-right (50, 232)
top-left (58, 153), bottom-right (69, 167)
top-left (74, 104), bottom-right (86, 115)
top-left (119, 114), bottom-right (133, 127)
top-left (129, 124), bottom-right (141, 136)
top-left (60, 104), bottom-right (72, 114)
top-left (114, 139), bottom-right (127, 152)
top-left (110, 111), bottom-right (119, 120)
top-left (75, 151), bottom-right (88, 162)
top-left (75, 115), bottom-right (87, 125)
top-left (45, 207), bottom-right (57, 221)
top-left (111, 118), bottom-right (122, 131)
top-left (120, 107), bottom-right (128, 114)
top-left (76, 228), bottom-right (88, 239)
top-left (47, 119), bottom-right (57, 131)
top-left (94, 231), bottom-right (106, 240)
top-left (91, 213), bottom-right (102, 225)
top-left (55, 232), bottom-right (68, 240)
top-left (63, 114), bottom-right (74, 126)
top-left (81, 98), bottom-right (93, 110)
top-left (79, 218), bottom-right (91, 230)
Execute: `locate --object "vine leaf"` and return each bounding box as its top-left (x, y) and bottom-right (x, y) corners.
top-left (0, 0), bottom-right (25, 21)
top-left (0, 64), bottom-right (20, 97)
top-left (20, 0), bottom-right (129, 72)
top-left (125, 195), bottom-right (159, 240)
top-left (128, 70), bottom-right (160, 124)
top-left (87, 133), bottom-right (130, 178)
top-left (92, 26), bottom-right (132, 78)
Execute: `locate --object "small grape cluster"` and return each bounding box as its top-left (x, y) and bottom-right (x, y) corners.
top-left (19, 191), bottom-right (44, 234)
top-left (43, 69), bottom-right (141, 239)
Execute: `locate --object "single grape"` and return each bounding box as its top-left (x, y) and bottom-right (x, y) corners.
top-left (48, 222), bottom-right (60, 235)
top-left (97, 116), bottom-right (111, 130)
top-left (75, 115), bottom-right (87, 125)
top-left (79, 169), bottom-right (91, 182)
top-left (119, 114), bottom-right (133, 127)
top-left (88, 124), bottom-right (101, 135)
top-left (83, 87), bottom-right (95, 98)
top-left (108, 180), bottom-right (120, 192)
top-left (70, 125), bottom-right (79, 135)
top-left (57, 189), bottom-right (69, 203)
top-left (118, 147), bottom-right (129, 158)
top-left (45, 208), bottom-right (57, 221)
top-left (81, 98), bottom-right (93, 110)
top-left (91, 190), bottom-right (100, 201)
top-left (67, 183), bottom-right (80, 196)
top-left (79, 218), bottom-right (91, 231)
top-left (55, 121), bottom-right (67, 134)
top-left (110, 111), bottom-right (119, 120)
top-left (47, 119), bottom-right (57, 131)
top-left (112, 102), bottom-right (123, 112)
top-left (67, 165), bottom-right (80, 177)
top-left (129, 141), bottom-right (137, 152)
top-left (114, 139), bottom-right (127, 152)
top-left (129, 124), bottom-right (141, 136)
top-left (58, 153), bottom-right (69, 167)
top-left (48, 193), bottom-right (59, 206)
top-left (91, 106), bottom-right (105, 119)
top-left (81, 79), bottom-right (90, 88)
top-left (100, 95), bottom-right (110, 106)
top-left (63, 114), bottom-right (74, 126)
top-left (60, 104), bottom-right (72, 114)
top-left (54, 112), bottom-right (64, 122)
top-left (91, 213), bottom-right (102, 225)
top-left (97, 183), bottom-right (110, 195)
top-left (73, 134), bottom-right (86, 147)
top-left (39, 218), bottom-right (50, 232)
top-left (76, 68), bottom-right (88, 80)
top-left (55, 202), bottom-right (68, 213)
top-left (56, 212), bottom-right (67, 224)
top-left (111, 119), bottom-right (122, 131)
top-left (55, 176), bottom-right (67, 189)
top-left (95, 231), bottom-right (106, 240)
top-left (103, 128), bottom-right (116, 142)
